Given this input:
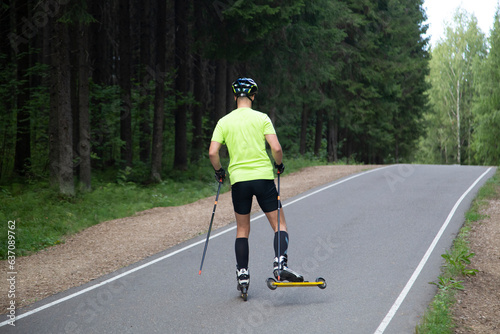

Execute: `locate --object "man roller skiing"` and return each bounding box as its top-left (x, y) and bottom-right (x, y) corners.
top-left (208, 78), bottom-right (304, 295)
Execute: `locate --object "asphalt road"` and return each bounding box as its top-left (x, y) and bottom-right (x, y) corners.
top-left (1, 164), bottom-right (496, 334)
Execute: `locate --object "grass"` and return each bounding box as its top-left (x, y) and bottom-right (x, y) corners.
top-left (415, 167), bottom-right (500, 333)
top-left (0, 156), bottom-right (332, 259)
top-left (0, 177), bottom-right (223, 258)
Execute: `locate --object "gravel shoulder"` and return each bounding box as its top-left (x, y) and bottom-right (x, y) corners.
top-left (452, 197), bottom-right (500, 333)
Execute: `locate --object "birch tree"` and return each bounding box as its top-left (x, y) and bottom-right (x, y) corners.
top-left (472, 7), bottom-right (500, 165)
top-left (423, 9), bottom-right (486, 164)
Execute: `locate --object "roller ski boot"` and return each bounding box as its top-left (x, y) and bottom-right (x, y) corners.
top-left (273, 255), bottom-right (304, 282)
top-left (267, 255), bottom-right (326, 290)
top-left (236, 267), bottom-right (249, 301)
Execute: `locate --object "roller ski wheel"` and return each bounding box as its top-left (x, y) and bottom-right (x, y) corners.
top-left (238, 284), bottom-right (249, 301)
top-left (316, 277), bottom-right (327, 289)
top-left (236, 268), bottom-right (249, 301)
top-left (266, 277), bottom-right (277, 290)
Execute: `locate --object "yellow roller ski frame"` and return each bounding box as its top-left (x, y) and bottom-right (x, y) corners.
top-left (266, 277), bottom-right (327, 290)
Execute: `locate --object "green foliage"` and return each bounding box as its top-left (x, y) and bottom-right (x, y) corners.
top-left (418, 8), bottom-right (488, 165)
top-left (224, 0), bottom-right (303, 40)
top-left (415, 290), bottom-right (456, 334)
top-left (60, 0), bottom-right (96, 25)
top-left (281, 154), bottom-right (327, 171)
top-left (471, 8), bottom-right (500, 165)
top-left (0, 53), bottom-right (50, 181)
top-left (246, 0), bottom-right (430, 164)
top-left (441, 250), bottom-right (478, 277)
top-left (88, 81), bottom-right (122, 167)
top-left (429, 276), bottom-right (464, 291)
top-left (0, 56), bottom-right (17, 180)
top-left (2, 0), bottom-right (433, 187)
top-left (24, 64), bottom-right (50, 180)
top-left (116, 166), bottom-right (134, 186)
top-left (223, 0), bottom-right (305, 55)
top-left (0, 173), bottom-right (216, 259)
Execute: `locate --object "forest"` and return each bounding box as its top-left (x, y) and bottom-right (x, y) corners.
top-left (419, 8), bottom-right (500, 166)
top-left (0, 0), bottom-right (499, 197)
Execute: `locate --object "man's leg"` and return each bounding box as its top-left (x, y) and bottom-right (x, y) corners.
top-left (265, 209), bottom-right (288, 257)
top-left (235, 213), bottom-right (250, 269)
top-left (231, 182), bottom-right (252, 271)
top-left (235, 213), bottom-right (251, 238)
top-left (265, 209), bottom-right (287, 233)
top-left (265, 209), bottom-right (303, 282)
top-left (235, 213), bottom-right (250, 289)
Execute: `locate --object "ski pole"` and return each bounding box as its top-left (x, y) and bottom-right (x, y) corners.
top-left (277, 172), bottom-right (281, 281)
top-left (199, 180), bottom-right (223, 275)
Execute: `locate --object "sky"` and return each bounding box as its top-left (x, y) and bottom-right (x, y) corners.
top-left (423, 0), bottom-right (499, 46)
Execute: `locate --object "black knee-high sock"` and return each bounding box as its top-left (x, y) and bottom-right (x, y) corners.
top-left (235, 238), bottom-right (249, 269)
top-left (274, 231), bottom-right (289, 258)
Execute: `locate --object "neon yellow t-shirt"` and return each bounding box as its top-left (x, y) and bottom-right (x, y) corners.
top-left (211, 108), bottom-right (276, 185)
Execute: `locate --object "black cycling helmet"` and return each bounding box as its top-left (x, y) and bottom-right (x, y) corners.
top-left (232, 78), bottom-right (258, 98)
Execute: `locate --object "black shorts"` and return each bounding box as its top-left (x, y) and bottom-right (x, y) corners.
top-left (231, 179), bottom-right (279, 215)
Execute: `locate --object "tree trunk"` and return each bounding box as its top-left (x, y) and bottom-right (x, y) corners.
top-left (53, 20), bottom-right (74, 196)
top-left (48, 13), bottom-right (59, 187)
top-left (0, 2), bottom-right (10, 59)
top-left (347, 138), bottom-right (353, 164)
top-left (190, 0), bottom-right (204, 163)
top-left (13, 0), bottom-right (31, 176)
top-left (314, 109), bottom-right (324, 157)
top-left (226, 62), bottom-right (235, 113)
top-left (78, 23), bottom-right (91, 191)
top-left (0, 3), bottom-right (10, 177)
top-left (214, 58), bottom-right (227, 121)
top-left (191, 53), bottom-right (204, 162)
top-left (70, 27), bottom-right (79, 175)
top-left (173, 0), bottom-right (189, 170)
top-left (89, 1), bottom-right (112, 85)
top-left (269, 106), bottom-right (277, 125)
top-left (327, 117), bottom-right (338, 163)
top-left (150, 0), bottom-right (167, 182)
top-left (139, 0), bottom-right (152, 163)
top-left (119, 0), bottom-right (133, 167)
top-left (299, 104), bottom-right (309, 155)
top-left (394, 140), bottom-right (399, 164)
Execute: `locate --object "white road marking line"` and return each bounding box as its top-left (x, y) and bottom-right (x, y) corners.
top-left (373, 167), bottom-right (493, 334)
top-left (0, 166), bottom-right (387, 327)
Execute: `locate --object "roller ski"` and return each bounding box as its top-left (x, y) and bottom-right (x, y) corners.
top-left (236, 268), bottom-right (249, 301)
top-left (266, 276), bottom-right (327, 289)
top-left (266, 172), bottom-right (327, 290)
top-left (266, 255), bottom-right (327, 290)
